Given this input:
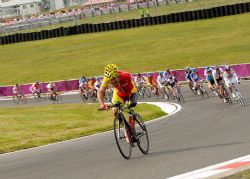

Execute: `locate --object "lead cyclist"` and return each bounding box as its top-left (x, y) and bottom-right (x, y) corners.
top-left (97, 64), bottom-right (137, 117)
top-left (223, 65), bottom-right (239, 98)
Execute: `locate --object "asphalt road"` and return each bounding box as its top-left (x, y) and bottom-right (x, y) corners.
top-left (0, 81), bottom-right (250, 179)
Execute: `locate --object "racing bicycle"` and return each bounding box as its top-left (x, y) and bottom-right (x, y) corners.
top-left (49, 92), bottom-right (62, 104)
top-left (80, 88), bottom-right (97, 102)
top-left (13, 93), bottom-right (27, 104)
top-left (137, 85), bottom-right (151, 99)
top-left (168, 85), bottom-right (185, 103)
top-left (99, 102), bottom-right (149, 159)
top-left (231, 84), bottom-right (245, 106)
top-left (192, 82), bottom-right (209, 99)
top-left (218, 81), bottom-right (233, 104)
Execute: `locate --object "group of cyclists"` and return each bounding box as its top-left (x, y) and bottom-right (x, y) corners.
top-left (10, 63), bottom-right (240, 105)
top-left (133, 69), bottom-right (179, 99)
top-left (95, 64), bottom-right (240, 109)
top-left (12, 81), bottom-right (59, 102)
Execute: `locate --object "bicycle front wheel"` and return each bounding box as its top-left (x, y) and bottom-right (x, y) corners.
top-left (134, 114), bottom-right (149, 154)
top-left (13, 96), bottom-right (19, 104)
top-left (143, 87), bottom-right (151, 98)
top-left (234, 89), bottom-right (245, 106)
top-left (114, 114), bottom-right (132, 159)
top-left (21, 95), bottom-right (27, 104)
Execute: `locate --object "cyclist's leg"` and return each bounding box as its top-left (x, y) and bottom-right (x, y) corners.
top-left (128, 85), bottom-right (137, 107)
top-left (169, 85), bottom-right (175, 96)
top-left (225, 80), bottom-right (232, 93)
top-left (128, 93), bottom-right (138, 108)
top-left (188, 80), bottom-right (192, 89)
top-left (208, 80), bottom-right (214, 91)
top-left (111, 89), bottom-right (126, 117)
top-left (217, 78), bottom-right (225, 97)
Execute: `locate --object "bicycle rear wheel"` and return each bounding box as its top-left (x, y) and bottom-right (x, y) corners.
top-left (114, 113), bottom-right (132, 159)
top-left (55, 95), bottom-right (62, 104)
top-left (90, 92), bottom-right (97, 102)
top-left (200, 87), bottom-right (209, 99)
top-left (176, 87), bottom-right (185, 103)
top-left (134, 114), bottom-right (149, 154)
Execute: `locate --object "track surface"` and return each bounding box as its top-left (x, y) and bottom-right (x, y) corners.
top-left (0, 82), bottom-right (250, 179)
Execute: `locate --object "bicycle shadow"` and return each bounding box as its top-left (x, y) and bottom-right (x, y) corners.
top-left (144, 142), bottom-right (245, 157)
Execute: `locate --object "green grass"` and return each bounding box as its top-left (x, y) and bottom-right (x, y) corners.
top-left (223, 169), bottom-right (250, 178)
top-left (0, 13), bottom-right (250, 85)
top-left (1, 0), bottom-right (249, 35)
top-left (0, 103), bottom-right (165, 154)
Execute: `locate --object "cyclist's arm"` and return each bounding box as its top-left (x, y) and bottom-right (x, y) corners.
top-left (174, 78), bottom-right (179, 87)
top-left (98, 85), bottom-right (108, 107)
top-left (232, 71), bottom-right (239, 82)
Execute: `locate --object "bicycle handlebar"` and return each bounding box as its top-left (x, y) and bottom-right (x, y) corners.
top-left (98, 102), bottom-right (131, 111)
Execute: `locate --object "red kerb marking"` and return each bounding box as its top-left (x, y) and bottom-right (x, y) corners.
top-left (215, 161), bottom-right (250, 170)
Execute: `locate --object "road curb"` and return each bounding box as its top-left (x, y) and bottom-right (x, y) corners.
top-left (207, 163), bottom-right (250, 179)
top-left (168, 155), bottom-right (250, 179)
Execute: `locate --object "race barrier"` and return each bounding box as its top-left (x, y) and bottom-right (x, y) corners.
top-left (0, 63), bottom-right (249, 97)
top-left (0, 2), bottom-right (250, 45)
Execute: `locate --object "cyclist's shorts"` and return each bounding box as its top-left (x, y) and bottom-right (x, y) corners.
top-left (216, 77), bottom-right (223, 84)
top-left (146, 82), bottom-right (152, 87)
top-left (168, 82), bottom-right (176, 88)
top-left (112, 87), bottom-right (137, 106)
top-left (208, 79), bottom-right (215, 85)
top-left (193, 78), bottom-right (200, 82)
top-left (185, 75), bottom-right (192, 81)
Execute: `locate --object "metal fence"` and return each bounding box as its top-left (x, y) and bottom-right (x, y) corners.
top-left (0, 0), bottom-right (186, 34)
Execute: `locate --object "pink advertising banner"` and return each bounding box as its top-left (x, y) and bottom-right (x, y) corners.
top-left (1, 64), bottom-right (249, 97)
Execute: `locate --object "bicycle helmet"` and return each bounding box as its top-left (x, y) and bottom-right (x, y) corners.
top-left (159, 72), bottom-right (163, 75)
top-left (104, 64), bottom-right (118, 80)
top-left (225, 66), bottom-right (231, 71)
top-left (192, 68), bottom-right (196, 73)
top-left (207, 68), bottom-right (212, 72)
top-left (215, 66), bottom-right (220, 71)
top-left (168, 75), bottom-right (173, 79)
top-left (205, 66), bottom-right (210, 70)
top-left (146, 73), bottom-right (150, 77)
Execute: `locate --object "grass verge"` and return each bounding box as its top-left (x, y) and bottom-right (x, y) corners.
top-left (0, 103), bottom-right (166, 154)
top-left (0, 13), bottom-right (250, 85)
top-left (223, 169), bottom-right (250, 179)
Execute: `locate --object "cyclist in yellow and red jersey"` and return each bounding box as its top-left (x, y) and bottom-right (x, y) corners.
top-left (88, 77), bottom-right (96, 92)
top-left (145, 73), bottom-right (159, 94)
top-left (97, 64), bottom-right (137, 116)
